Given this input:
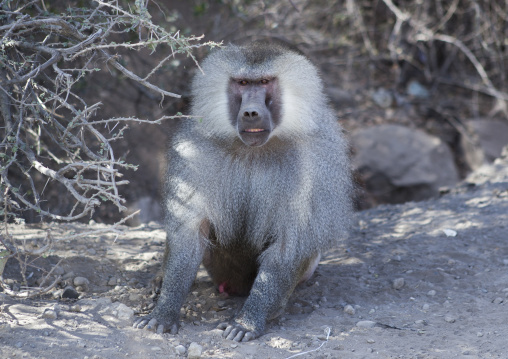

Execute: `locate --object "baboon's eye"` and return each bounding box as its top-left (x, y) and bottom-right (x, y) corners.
top-left (260, 79), bottom-right (269, 85)
top-left (239, 80), bottom-right (249, 86)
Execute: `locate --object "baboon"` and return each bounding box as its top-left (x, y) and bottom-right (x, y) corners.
top-left (133, 41), bottom-right (353, 342)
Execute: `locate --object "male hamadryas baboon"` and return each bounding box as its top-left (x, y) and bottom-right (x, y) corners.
top-left (134, 41), bottom-right (353, 342)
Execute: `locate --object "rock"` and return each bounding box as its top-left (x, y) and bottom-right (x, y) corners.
top-left (112, 303), bottom-right (134, 321)
top-left (128, 293), bottom-right (143, 302)
top-left (51, 289), bottom-right (64, 299)
top-left (41, 309), bottom-right (58, 319)
top-left (462, 119), bottom-right (508, 170)
top-left (444, 315), bottom-right (456, 323)
top-left (108, 277), bottom-right (119, 286)
top-left (351, 124), bottom-right (459, 204)
top-left (187, 342), bottom-right (203, 359)
top-left (74, 277), bottom-right (90, 287)
top-left (62, 286), bottom-right (80, 299)
top-left (406, 80), bottom-right (430, 99)
top-left (393, 278), bottom-right (405, 290)
top-left (69, 304), bottom-right (82, 312)
top-left (371, 88), bottom-right (393, 108)
top-left (175, 345), bottom-right (186, 355)
top-left (356, 320), bottom-right (377, 328)
top-left (344, 304), bottom-right (355, 315)
top-left (62, 271), bottom-right (75, 280)
top-left (427, 290), bottom-right (437, 296)
top-left (493, 297), bottom-right (503, 304)
top-left (52, 266), bottom-right (65, 276)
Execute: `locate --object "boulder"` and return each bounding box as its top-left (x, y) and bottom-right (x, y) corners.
top-left (351, 124), bottom-right (459, 205)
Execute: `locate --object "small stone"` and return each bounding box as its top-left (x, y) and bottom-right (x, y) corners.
top-left (108, 277), bottom-right (119, 286)
top-left (444, 315), bottom-right (456, 323)
top-left (52, 289), bottom-right (64, 299)
top-left (62, 271), bottom-right (75, 280)
top-left (41, 309), bottom-right (58, 320)
top-left (427, 290), bottom-right (437, 296)
top-left (62, 286), bottom-right (79, 299)
top-left (87, 248), bottom-right (97, 255)
top-left (230, 344), bottom-right (238, 348)
top-left (52, 266), bottom-right (65, 276)
top-left (128, 293), bottom-right (143, 302)
top-left (344, 304), bottom-right (355, 315)
top-left (151, 346), bottom-right (162, 351)
top-left (372, 88), bottom-right (393, 108)
top-left (493, 297), bottom-right (503, 304)
top-left (477, 332), bottom-right (484, 337)
top-left (69, 304), bottom-right (82, 312)
top-left (367, 339), bottom-right (375, 344)
top-left (442, 229), bottom-right (457, 237)
top-left (15, 341), bottom-right (23, 348)
top-left (52, 304), bottom-right (61, 314)
top-left (74, 277), bottom-right (90, 287)
top-left (175, 344), bottom-right (186, 355)
top-left (113, 303), bottom-right (134, 321)
top-left (393, 278), bottom-right (405, 290)
top-left (187, 342), bottom-right (203, 359)
top-left (422, 303), bottom-right (430, 311)
top-left (356, 320), bottom-right (377, 328)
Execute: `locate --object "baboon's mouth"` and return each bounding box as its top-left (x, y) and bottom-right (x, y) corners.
top-left (244, 128), bottom-right (266, 133)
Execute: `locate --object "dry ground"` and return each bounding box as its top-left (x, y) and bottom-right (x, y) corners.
top-left (1, 153), bottom-right (507, 359)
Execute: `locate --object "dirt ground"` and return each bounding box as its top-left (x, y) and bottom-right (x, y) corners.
top-left (1, 151), bottom-right (507, 359)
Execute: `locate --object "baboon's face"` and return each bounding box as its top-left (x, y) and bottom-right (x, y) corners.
top-left (228, 77), bottom-right (282, 147)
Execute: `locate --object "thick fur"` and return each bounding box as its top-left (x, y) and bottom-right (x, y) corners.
top-left (134, 42), bottom-right (353, 341)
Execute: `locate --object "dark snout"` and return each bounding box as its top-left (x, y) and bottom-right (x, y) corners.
top-left (237, 90), bottom-right (273, 147)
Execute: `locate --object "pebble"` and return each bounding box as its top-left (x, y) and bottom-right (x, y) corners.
top-left (62, 286), bottom-right (80, 299)
top-left (52, 266), bottom-right (65, 276)
top-left (344, 305), bottom-right (355, 315)
top-left (492, 297), bottom-right (503, 304)
top-left (422, 303), bottom-right (430, 311)
top-left (427, 290), bottom-right (437, 296)
top-left (69, 304), bottom-right (82, 312)
top-left (15, 341), bottom-right (23, 348)
top-left (52, 304), bottom-right (61, 314)
top-left (175, 345), bottom-right (186, 355)
top-left (113, 303), bottom-right (134, 321)
top-left (62, 271), bottom-right (75, 280)
top-left (41, 309), bottom-right (58, 320)
top-left (52, 289), bottom-right (64, 299)
top-left (108, 277), bottom-right (119, 286)
top-left (74, 277), bottom-right (89, 287)
top-left (356, 320), bottom-right (377, 328)
top-left (187, 342), bottom-right (203, 358)
top-left (367, 339), bottom-right (375, 344)
top-left (444, 315), bottom-right (456, 323)
top-left (372, 88), bottom-right (393, 108)
top-left (393, 278), bottom-right (405, 290)
top-left (129, 293), bottom-right (143, 302)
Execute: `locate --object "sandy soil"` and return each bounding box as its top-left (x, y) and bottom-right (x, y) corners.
top-left (1, 153), bottom-right (507, 359)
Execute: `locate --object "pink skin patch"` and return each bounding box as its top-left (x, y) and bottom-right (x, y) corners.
top-left (218, 282), bottom-right (232, 296)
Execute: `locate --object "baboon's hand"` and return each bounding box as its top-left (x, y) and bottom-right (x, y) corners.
top-left (217, 322), bottom-right (260, 342)
top-left (133, 314), bottom-right (178, 335)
